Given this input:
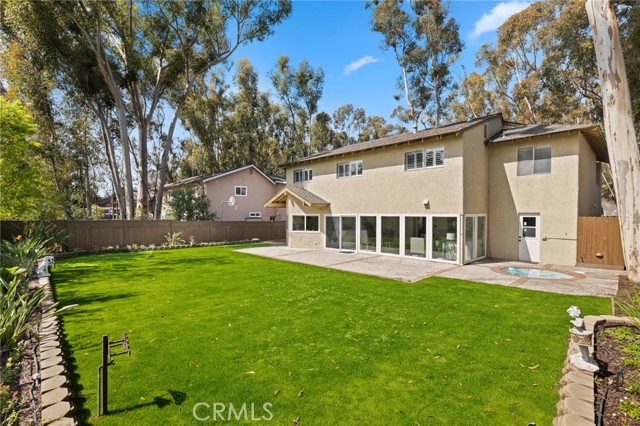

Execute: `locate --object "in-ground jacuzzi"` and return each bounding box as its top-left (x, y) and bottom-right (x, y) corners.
top-left (499, 266), bottom-right (577, 280)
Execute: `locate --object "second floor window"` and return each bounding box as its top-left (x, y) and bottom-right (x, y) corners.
top-left (235, 186), bottom-right (247, 196)
top-left (337, 160), bottom-right (363, 178)
top-left (517, 146), bottom-right (551, 175)
top-left (294, 169), bottom-right (312, 183)
top-left (405, 148), bottom-right (444, 170)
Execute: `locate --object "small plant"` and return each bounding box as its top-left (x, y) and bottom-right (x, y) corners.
top-left (627, 382), bottom-right (640, 395)
top-left (620, 397), bottom-right (640, 420)
top-left (616, 287), bottom-right (640, 329)
top-left (163, 232), bottom-right (185, 247)
top-left (0, 383), bottom-right (21, 426)
top-left (0, 342), bottom-right (25, 385)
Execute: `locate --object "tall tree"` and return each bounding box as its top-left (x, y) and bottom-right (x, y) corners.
top-left (332, 104), bottom-right (367, 145)
top-left (368, 0), bottom-right (462, 131)
top-left (450, 71), bottom-right (497, 122)
top-left (2, 0), bottom-right (291, 219)
top-left (270, 55), bottom-right (324, 158)
top-left (586, 0), bottom-right (640, 283)
top-left (0, 98), bottom-right (51, 219)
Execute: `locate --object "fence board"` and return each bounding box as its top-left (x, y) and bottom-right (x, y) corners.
top-left (577, 216), bottom-right (625, 268)
top-left (0, 220), bottom-right (285, 251)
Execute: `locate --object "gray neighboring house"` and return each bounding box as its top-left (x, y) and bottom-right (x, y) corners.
top-left (163, 165), bottom-right (286, 221)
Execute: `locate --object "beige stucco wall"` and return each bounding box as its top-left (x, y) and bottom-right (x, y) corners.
top-left (203, 168), bottom-right (285, 221)
top-left (284, 133), bottom-right (469, 249)
top-left (487, 134), bottom-right (581, 265)
top-left (577, 134), bottom-right (602, 216)
top-left (287, 134), bottom-right (465, 215)
top-left (462, 117), bottom-right (498, 214)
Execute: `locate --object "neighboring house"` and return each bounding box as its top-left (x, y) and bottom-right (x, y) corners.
top-left (164, 165), bottom-right (286, 221)
top-left (265, 113), bottom-right (608, 266)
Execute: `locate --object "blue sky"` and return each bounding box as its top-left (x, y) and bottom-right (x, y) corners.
top-left (227, 0), bottom-right (532, 122)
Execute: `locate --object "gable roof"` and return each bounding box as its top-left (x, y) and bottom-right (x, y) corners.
top-left (488, 123), bottom-right (609, 163)
top-left (265, 186), bottom-right (330, 208)
top-left (165, 165), bottom-right (282, 191)
top-left (287, 113), bottom-right (504, 166)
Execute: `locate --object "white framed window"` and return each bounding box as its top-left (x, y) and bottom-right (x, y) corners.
top-left (517, 146), bottom-right (551, 176)
top-left (405, 148), bottom-right (444, 170)
top-left (291, 215), bottom-right (319, 232)
top-left (293, 168), bottom-right (312, 183)
top-left (249, 212), bottom-right (261, 218)
top-left (235, 186), bottom-right (247, 196)
top-left (337, 160), bottom-right (363, 178)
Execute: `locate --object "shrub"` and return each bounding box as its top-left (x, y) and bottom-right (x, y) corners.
top-left (164, 232), bottom-right (185, 247)
top-left (0, 270), bottom-right (46, 350)
top-left (22, 222), bottom-right (68, 252)
top-left (0, 237), bottom-right (48, 276)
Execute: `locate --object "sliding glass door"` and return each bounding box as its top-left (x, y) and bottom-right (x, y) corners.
top-left (359, 216), bottom-right (377, 252)
top-left (341, 216), bottom-right (357, 251)
top-left (431, 216), bottom-right (458, 262)
top-left (463, 215), bottom-right (487, 262)
top-left (405, 216), bottom-right (427, 257)
top-left (325, 216), bottom-right (340, 249)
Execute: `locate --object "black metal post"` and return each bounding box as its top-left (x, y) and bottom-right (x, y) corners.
top-left (102, 334), bottom-right (109, 415)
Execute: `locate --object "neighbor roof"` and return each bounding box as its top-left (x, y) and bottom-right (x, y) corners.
top-left (164, 165), bottom-right (283, 191)
top-left (488, 124), bottom-right (609, 163)
top-left (287, 113), bottom-right (504, 166)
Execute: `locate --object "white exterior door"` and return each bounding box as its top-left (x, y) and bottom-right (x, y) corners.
top-left (519, 214), bottom-right (540, 263)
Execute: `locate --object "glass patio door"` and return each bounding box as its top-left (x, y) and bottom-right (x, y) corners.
top-left (325, 216), bottom-right (340, 249)
top-left (341, 216), bottom-right (357, 251)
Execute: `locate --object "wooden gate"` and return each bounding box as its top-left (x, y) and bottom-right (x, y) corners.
top-left (576, 216), bottom-right (625, 268)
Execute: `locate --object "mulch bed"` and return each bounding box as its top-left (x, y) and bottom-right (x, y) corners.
top-left (593, 275), bottom-right (640, 425)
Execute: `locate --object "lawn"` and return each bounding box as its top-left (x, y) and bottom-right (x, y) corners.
top-left (52, 245), bottom-right (610, 426)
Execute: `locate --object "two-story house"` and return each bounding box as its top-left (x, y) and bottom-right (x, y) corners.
top-left (164, 165), bottom-right (286, 221)
top-left (265, 113), bottom-right (608, 266)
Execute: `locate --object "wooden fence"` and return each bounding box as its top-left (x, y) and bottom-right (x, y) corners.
top-left (0, 220), bottom-right (286, 251)
top-left (576, 216), bottom-right (625, 268)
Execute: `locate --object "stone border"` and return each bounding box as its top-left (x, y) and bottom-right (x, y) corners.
top-left (553, 315), bottom-right (637, 426)
top-left (37, 275), bottom-right (77, 426)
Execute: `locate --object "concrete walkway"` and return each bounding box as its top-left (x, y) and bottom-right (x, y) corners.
top-left (238, 246), bottom-right (620, 297)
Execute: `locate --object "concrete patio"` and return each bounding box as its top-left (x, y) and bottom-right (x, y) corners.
top-left (238, 246), bottom-right (620, 297)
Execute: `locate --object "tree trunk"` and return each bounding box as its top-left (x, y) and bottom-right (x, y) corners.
top-left (91, 102), bottom-right (125, 219)
top-left (153, 106), bottom-right (181, 220)
top-left (586, 0), bottom-right (640, 283)
top-left (136, 123), bottom-right (149, 217)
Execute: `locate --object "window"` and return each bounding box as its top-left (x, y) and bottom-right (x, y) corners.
top-left (291, 215), bottom-right (319, 232)
top-left (235, 186), bottom-right (247, 196)
top-left (405, 148), bottom-right (444, 170)
top-left (337, 160), bottom-right (363, 178)
top-left (517, 146), bottom-right (551, 176)
top-left (293, 168), bottom-right (312, 183)
top-left (249, 212), bottom-right (261, 218)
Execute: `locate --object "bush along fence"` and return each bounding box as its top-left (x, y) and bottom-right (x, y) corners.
top-left (0, 220), bottom-right (286, 252)
top-left (1, 223), bottom-right (76, 426)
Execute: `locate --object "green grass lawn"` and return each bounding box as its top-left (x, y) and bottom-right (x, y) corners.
top-left (52, 245), bottom-right (610, 426)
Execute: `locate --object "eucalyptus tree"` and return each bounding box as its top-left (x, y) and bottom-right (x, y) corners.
top-left (270, 55), bottom-right (324, 158)
top-left (332, 104), bottom-right (366, 145)
top-left (368, 0), bottom-right (462, 131)
top-left (2, 0), bottom-right (291, 219)
top-left (586, 0), bottom-right (640, 283)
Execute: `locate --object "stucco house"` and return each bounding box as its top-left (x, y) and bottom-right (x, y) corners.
top-left (164, 165), bottom-right (286, 221)
top-left (265, 113), bottom-right (608, 266)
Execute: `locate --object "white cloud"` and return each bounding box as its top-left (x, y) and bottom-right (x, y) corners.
top-left (471, 1), bottom-right (531, 39)
top-left (343, 56), bottom-right (381, 76)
